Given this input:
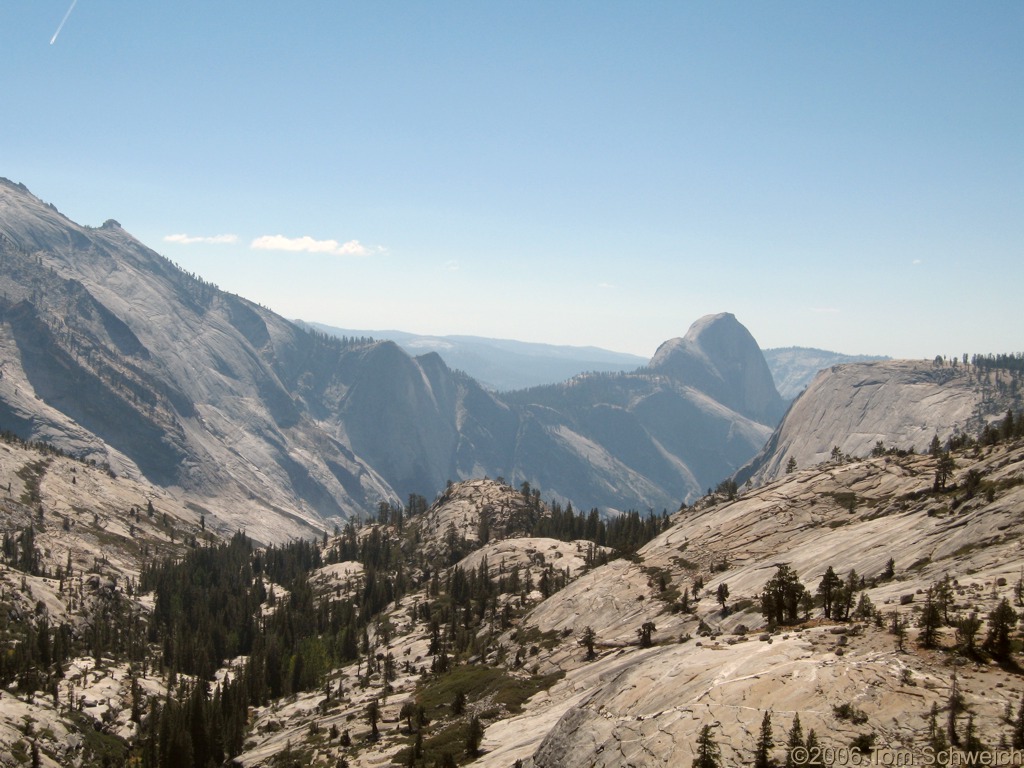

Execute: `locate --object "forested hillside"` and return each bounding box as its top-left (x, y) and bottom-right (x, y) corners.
top-left (2, 400), bottom-right (1024, 766)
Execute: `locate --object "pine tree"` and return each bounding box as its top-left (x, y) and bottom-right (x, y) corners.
top-left (803, 730), bottom-right (824, 768)
top-left (784, 714), bottom-right (804, 768)
top-left (918, 588), bottom-right (942, 648)
top-left (934, 450), bottom-right (955, 491)
top-left (579, 626), bottom-right (597, 661)
top-left (889, 612), bottom-right (906, 652)
top-left (955, 612), bottom-right (982, 657)
top-left (947, 670), bottom-right (964, 746)
top-left (465, 715), bottom-right (484, 758)
top-left (366, 699), bottom-right (380, 740)
top-left (927, 702), bottom-right (948, 754)
top-left (984, 598), bottom-right (1018, 662)
top-left (1012, 694), bottom-right (1024, 749)
top-left (762, 565), bottom-right (806, 627)
top-left (716, 583), bottom-right (730, 611)
top-left (754, 710), bottom-right (775, 768)
top-left (963, 714), bottom-right (985, 760)
top-left (637, 621), bottom-right (656, 648)
top-left (692, 724), bottom-right (723, 768)
top-left (451, 690), bottom-right (466, 716)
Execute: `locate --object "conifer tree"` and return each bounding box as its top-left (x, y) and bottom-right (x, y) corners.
top-left (963, 714), bottom-right (985, 760)
top-left (803, 730), bottom-right (824, 768)
top-left (466, 715), bottom-right (484, 757)
top-left (918, 588), bottom-right (942, 648)
top-left (927, 702), bottom-right (948, 754)
top-left (754, 710), bottom-right (775, 768)
top-left (579, 626), bottom-right (597, 660)
top-left (692, 724), bottom-right (723, 768)
top-left (784, 714), bottom-right (804, 768)
top-left (984, 598), bottom-right (1018, 662)
top-left (955, 612), bottom-right (982, 657)
top-left (761, 565), bottom-right (806, 627)
top-left (637, 621), bottom-right (656, 648)
top-left (947, 670), bottom-right (964, 746)
top-left (366, 699), bottom-right (380, 740)
top-left (1012, 694), bottom-right (1024, 750)
top-left (817, 567), bottom-right (841, 619)
top-left (716, 582), bottom-right (730, 610)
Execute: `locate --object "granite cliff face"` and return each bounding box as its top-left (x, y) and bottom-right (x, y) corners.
top-left (647, 312), bottom-right (787, 426)
top-left (739, 359), bottom-right (1018, 486)
top-left (762, 346), bottom-right (889, 400)
top-left (0, 178), bottom-right (785, 533)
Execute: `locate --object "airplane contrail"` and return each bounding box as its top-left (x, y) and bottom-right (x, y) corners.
top-left (50, 0), bottom-right (80, 45)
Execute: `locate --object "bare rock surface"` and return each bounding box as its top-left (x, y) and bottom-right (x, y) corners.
top-left (742, 360), bottom-right (1016, 485)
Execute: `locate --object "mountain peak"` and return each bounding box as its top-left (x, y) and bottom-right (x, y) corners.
top-left (648, 313), bottom-right (785, 424)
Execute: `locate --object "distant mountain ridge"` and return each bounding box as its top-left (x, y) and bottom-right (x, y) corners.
top-left (304, 324), bottom-right (883, 402)
top-left (300, 322), bottom-right (648, 391)
top-left (0, 177), bottom-right (782, 533)
top-left (762, 346), bottom-right (890, 399)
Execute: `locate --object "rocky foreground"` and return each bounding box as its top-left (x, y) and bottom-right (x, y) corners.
top-left (2, 432), bottom-right (1024, 767)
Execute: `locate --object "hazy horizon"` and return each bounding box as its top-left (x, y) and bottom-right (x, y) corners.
top-left (3, 2), bottom-right (1020, 359)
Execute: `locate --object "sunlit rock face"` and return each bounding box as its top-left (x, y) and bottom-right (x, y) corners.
top-left (739, 358), bottom-right (1012, 486)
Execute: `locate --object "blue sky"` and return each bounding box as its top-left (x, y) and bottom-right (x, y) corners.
top-left (3, 2), bottom-right (1021, 359)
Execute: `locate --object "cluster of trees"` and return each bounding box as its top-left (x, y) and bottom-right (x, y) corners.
top-left (976, 409), bottom-right (1024, 447)
top-left (302, 326), bottom-right (376, 352)
top-left (1, 525), bottom-right (43, 576)
top-left (0, 428), bottom-right (70, 458)
top-left (695, 691), bottom-right (1024, 768)
top-left (0, 607), bottom-right (74, 695)
top-left (916, 574), bottom-right (1020, 665)
top-left (525, 502), bottom-right (669, 555)
top-left (759, 560), bottom-right (894, 629)
top-left (692, 711), bottom-right (824, 768)
top-left (132, 530), bottom-right (414, 765)
top-left (970, 353), bottom-right (1024, 375)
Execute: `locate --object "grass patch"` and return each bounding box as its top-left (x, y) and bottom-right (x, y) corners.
top-left (513, 626), bottom-right (560, 651)
top-left (419, 720), bottom-right (472, 765)
top-left (399, 664), bottom-right (565, 766)
top-left (642, 565), bottom-right (683, 607)
top-left (824, 491), bottom-right (858, 512)
top-left (68, 712), bottom-right (128, 766)
top-left (416, 664), bottom-right (563, 719)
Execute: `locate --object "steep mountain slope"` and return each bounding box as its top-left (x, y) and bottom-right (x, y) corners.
top-left (0, 178), bottom-right (400, 540)
top-left (739, 359), bottom-right (1021, 486)
top-left (0, 178), bottom-right (783, 530)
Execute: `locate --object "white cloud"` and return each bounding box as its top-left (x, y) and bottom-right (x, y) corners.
top-left (250, 234), bottom-right (378, 257)
top-left (444, 259), bottom-right (460, 271)
top-left (912, 259), bottom-right (923, 265)
top-left (809, 307), bottom-right (840, 314)
top-left (164, 233), bottom-right (238, 245)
